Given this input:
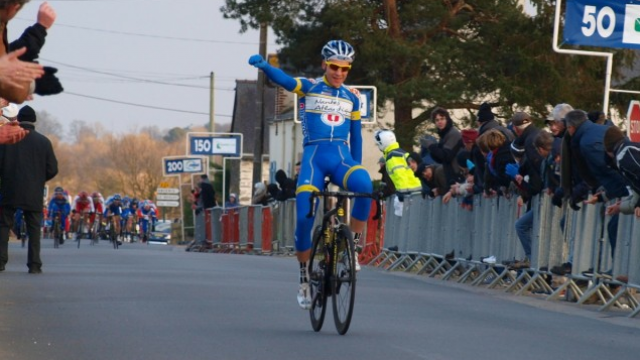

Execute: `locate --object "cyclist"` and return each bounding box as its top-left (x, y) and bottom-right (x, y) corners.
top-left (47, 187), bottom-right (71, 244)
top-left (122, 198), bottom-right (139, 242)
top-left (90, 192), bottom-right (105, 237)
top-left (105, 194), bottom-right (123, 245)
top-left (249, 40), bottom-right (372, 309)
top-left (71, 191), bottom-right (94, 234)
top-left (138, 201), bottom-right (157, 243)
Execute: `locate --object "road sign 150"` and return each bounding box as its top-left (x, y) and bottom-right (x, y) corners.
top-left (192, 138), bottom-right (213, 154)
top-left (190, 136), bottom-right (240, 156)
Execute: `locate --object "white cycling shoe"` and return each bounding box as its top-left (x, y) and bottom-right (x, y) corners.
top-left (297, 282), bottom-right (312, 310)
top-left (354, 255), bottom-right (361, 272)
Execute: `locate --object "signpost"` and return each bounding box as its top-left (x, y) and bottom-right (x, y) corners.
top-left (626, 101), bottom-right (640, 142)
top-left (187, 133), bottom-right (243, 209)
top-left (556, 0), bottom-right (640, 125)
top-left (160, 156), bottom-right (207, 244)
top-left (564, 1), bottom-right (640, 49)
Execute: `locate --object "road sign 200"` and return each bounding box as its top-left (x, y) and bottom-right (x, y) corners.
top-left (193, 139), bottom-right (212, 153)
top-left (166, 160), bottom-right (183, 173)
top-left (581, 5), bottom-right (615, 38)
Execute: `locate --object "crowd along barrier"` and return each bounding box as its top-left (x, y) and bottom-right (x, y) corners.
top-left (369, 192), bottom-right (640, 317)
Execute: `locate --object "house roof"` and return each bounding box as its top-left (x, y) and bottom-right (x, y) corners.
top-left (231, 80), bottom-right (276, 155)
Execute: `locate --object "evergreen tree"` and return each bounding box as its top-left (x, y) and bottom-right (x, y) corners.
top-left (222, 0), bottom-right (637, 147)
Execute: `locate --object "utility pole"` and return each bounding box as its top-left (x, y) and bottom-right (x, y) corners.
top-left (252, 22), bottom-right (267, 188)
top-left (209, 72), bottom-right (215, 133)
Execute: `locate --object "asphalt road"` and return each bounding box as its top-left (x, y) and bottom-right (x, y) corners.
top-left (1, 238), bottom-right (640, 360)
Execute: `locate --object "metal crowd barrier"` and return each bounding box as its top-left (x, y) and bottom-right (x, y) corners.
top-left (369, 192), bottom-right (640, 317)
top-left (191, 192), bottom-right (639, 317)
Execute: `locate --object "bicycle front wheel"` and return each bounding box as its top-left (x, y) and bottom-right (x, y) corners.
top-left (308, 226), bottom-right (327, 332)
top-left (53, 222), bottom-right (61, 249)
top-left (76, 219), bottom-right (83, 249)
top-left (331, 224), bottom-right (356, 335)
top-left (111, 224), bottom-right (119, 250)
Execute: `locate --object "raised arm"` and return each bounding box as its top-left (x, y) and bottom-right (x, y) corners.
top-left (248, 54), bottom-right (299, 93)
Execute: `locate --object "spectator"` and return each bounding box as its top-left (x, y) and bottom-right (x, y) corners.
top-left (252, 182), bottom-right (273, 206)
top-left (196, 174), bottom-right (216, 213)
top-left (418, 134), bottom-right (437, 165)
top-left (460, 129), bottom-right (479, 152)
top-left (477, 128), bottom-right (516, 196)
top-left (587, 110), bottom-right (613, 126)
top-left (407, 151), bottom-right (422, 173)
top-left (562, 110), bottom-right (629, 262)
top-left (1, 102), bottom-right (18, 122)
top-left (274, 169), bottom-right (296, 201)
top-left (293, 161), bottom-right (301, 185)
top-left (417, 163), bottom-right (448, 198)
top-left (603, 126), bottom-right (640, 218)
top-left (225, 193), bottom-right (239, 208)
top-left (545, 103), bottom-right (572, 139)
top-left (446, 150), bottom-right (475, 209)
top-left (423, 107), bottom-right (463, 187)
top-left (1, 1), bottom-right (63, 103)
top-left (471, 102), bottom-right (515, 194)
top-left (374, 129), bottom-right (422, 201)
top-left (377, 156), bottom-right (396, 199)
top-left (0, 105), bottom-right (58, 273)
top-left (534, 131), bottom-right (561, 195)
top-left (506, 112), bottom-right (544, 269)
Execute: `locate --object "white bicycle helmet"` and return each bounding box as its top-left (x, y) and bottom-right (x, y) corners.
top-left (374, 129), bottom-right (396, 152)
top-left (321, 40), bottom-right (355, 63)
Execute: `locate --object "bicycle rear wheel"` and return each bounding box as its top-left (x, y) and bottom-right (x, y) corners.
top-left (111, 221), bottom-right (119, 250)
top-left (20, 219), bottom-right (27, 248)
top-left (53, 219), bottom-right (61, 249)
top-left (76, 218), bottom-right (83, 249)
top-left (331, 224), bottom-right (356, 335)
top-left (308, 226), bottom-right (327, 332)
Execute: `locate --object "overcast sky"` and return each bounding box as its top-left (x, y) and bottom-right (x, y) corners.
top-left (10, 0), bottom-right (277, 134)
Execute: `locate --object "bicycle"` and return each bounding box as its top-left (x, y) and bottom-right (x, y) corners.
top-left (76, 212), bottom-right (91, 249)
top-left (90, 212), bottom-right (102, 245)
top-left (140, 215), bottom-right (154, 245)
top-left (107, 215), bottom-right (119, 250)
top-left (306, 188), bottom-right (381, 335)
top-left (18, 212), bottom-right (27, 248)
top-left (127, 214), bottom-right (140, 243)
top-left (51, 212), bottom-right (64, 248)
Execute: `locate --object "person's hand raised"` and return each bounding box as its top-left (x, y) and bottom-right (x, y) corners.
top-left (37, 2), bottom-right (57, 29)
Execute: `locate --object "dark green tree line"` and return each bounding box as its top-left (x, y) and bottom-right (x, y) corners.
top-left (223, 0), bottom-right (637, 147)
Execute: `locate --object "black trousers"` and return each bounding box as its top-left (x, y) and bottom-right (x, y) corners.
top-left (0, 207), bottom-right (43, 269)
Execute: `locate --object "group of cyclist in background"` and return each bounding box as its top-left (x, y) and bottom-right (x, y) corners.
top-left (42, 187), bottom-right (158, 245)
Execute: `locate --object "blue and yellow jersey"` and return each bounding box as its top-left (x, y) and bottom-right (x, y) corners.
top-left (292, 77), bottom-right (361, 145)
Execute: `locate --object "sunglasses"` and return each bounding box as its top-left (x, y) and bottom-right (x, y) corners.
top-left (325, 61), bottom-right (351, 72)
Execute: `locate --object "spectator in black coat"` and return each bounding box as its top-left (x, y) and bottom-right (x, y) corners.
top-left (274, 169), bottom-right (296, 201)
top-left (197, 174), bottom-right (216, 212)
top-left (0, 105), bottom-right (57, 273)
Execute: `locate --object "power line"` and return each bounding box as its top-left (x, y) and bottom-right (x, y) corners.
top-left (63, 91), bottom-right (232, 118)
top-left (13, 17), bottom-right (278, 46)
top-left (41, 57), bottom-right (236, 91)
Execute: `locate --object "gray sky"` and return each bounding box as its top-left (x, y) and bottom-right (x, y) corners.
top-left (10, 0), bottom-right (277, 134)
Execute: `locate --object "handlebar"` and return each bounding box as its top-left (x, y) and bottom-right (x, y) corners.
top-left (305, 190), bottom-right (384, 221)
